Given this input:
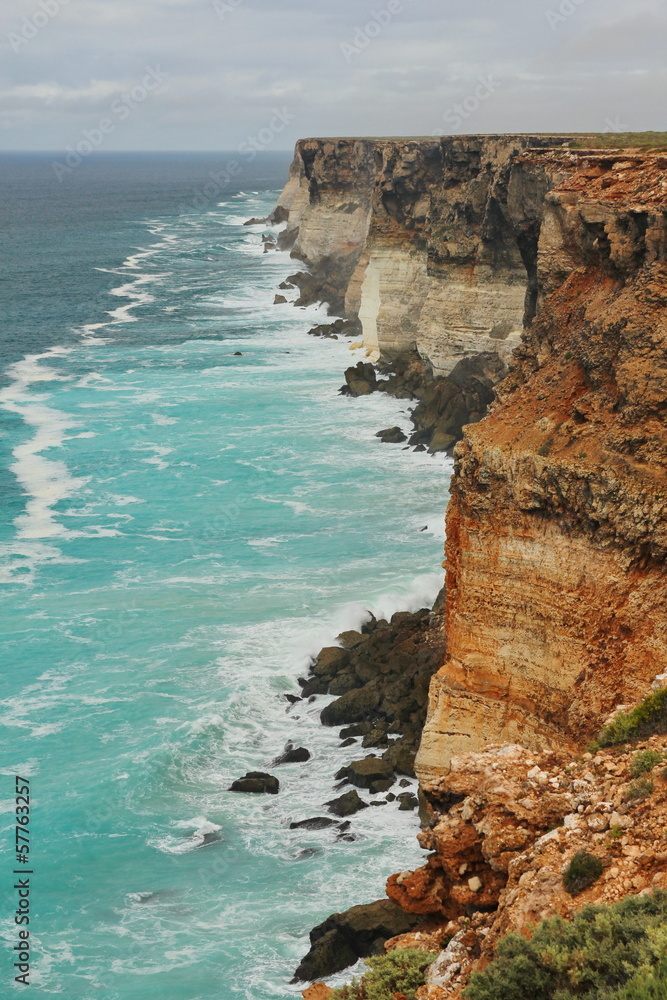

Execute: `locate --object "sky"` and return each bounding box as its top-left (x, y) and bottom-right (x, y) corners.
top-left (0, 0), bottom-right (665, 152)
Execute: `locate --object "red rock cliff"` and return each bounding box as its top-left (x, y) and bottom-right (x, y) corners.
top-left (417, 148), bottom-right (667, 781)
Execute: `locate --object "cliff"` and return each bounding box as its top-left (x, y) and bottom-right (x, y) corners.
top-left (272, 136), bottom-right (667, 997)
top-left (417, 147), bottom-right (667, 781)
top-left (273, 135), bottom-right (572, 374)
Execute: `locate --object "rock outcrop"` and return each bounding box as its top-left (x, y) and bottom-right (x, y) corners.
top-left (417, 148), bottom-right (667, 781)
top-left (272, 135), bottom-right (573, 374)
top-left (391, 736), bottom-right (667, 1000)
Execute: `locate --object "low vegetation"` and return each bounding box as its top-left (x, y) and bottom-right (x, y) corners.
top-left (569, 132), bottom-right (667, 151)
top-left (630, 751), bottom-right (664, 778)
top-left (331, 948), bottom-right (435, 1000)
top-left (596, 689), bottom-right (667, 748)
top-left (563, 851), bottom-right (604, 896)
top-left (465, 892), bottom-right (667, 1000)
top-left (625, 778), bottom-right (654, 803)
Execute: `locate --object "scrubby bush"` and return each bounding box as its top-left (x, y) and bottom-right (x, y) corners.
top-left (563, 851), bottom-right (604, 896)
top-left (597, 690), bottom-right (667, 748)
top-left (625, 778), bottom-right (654, 803)
top-left (630, 751), bottom-right (664, 778)
top-left (464, 891), bottom-right (667, 1000)
top-left (332, 948), bottom-right (435, 1000)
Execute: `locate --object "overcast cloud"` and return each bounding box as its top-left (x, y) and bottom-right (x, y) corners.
top-left (0, 0), bottom-right (665, 150)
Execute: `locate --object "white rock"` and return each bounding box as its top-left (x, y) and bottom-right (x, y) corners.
top-left (468, 876), bottom-right (483, 892)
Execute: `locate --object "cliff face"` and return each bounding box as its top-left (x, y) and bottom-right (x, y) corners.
top-left (274, 135), bottom-right (570, 374)
top-left (276, 138), bottom-right (667, 778)
top-left (417, 149), bottom-right (667, 781)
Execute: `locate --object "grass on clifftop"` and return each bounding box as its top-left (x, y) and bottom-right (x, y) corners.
top-left (569, 132), bottom-right (667, 151)
top-left (465, 892), bottom-right (667, 1000)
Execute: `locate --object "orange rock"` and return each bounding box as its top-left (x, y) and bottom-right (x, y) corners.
top-left (302, 984), bottom-right (335, 1000)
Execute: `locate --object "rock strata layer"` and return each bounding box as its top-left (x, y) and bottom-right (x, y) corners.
top-left (418, 147), bottom-right (667, 780)
top-left (272, 135), bottom-right (573, 373)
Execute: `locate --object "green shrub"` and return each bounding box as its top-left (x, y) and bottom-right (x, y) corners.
top-left (597, 690), bottom-right (667, 748)
top-left (563, 851), bottom-right (604, 896)
top-left (630, 751), bottom-right (664, 778)
top-left (625, 778), bottom-right (654, 803)
top-left (464, 891), bottom-right (667, 1000)
top-left (612, 960), bottom-right (667, 1000)
top-left (332, 948), bottom-right (435, 1000)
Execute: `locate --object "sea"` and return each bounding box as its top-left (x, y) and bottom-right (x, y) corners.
top-left (0, 151), bottom-right (452, 999)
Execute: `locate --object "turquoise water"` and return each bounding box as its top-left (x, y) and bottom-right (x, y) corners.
top-left (0, 155), bottom-right (451, 998)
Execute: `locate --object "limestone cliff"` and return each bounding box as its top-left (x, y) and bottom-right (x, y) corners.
top-left (273, 135), bottom-right (571, 374)
top-left (417, 148), bottom-right (667, 781)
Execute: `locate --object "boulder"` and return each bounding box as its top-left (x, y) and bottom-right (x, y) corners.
top-left (397, 792), bottom-right (419, 811)
top-left (312, 647), bottom-right (351, 678)
top-left (342, 362), bottom-right (378, 397)
top-left (289, 818), bottom-right (338, 830)
top-left (273, 745), bottom-right (311, 765)
top-left (229, 772), bottom-right (279, 794)
top-left (320, 687), bottom-right (380, 726)
top-left (292, 899), bottom-right (421, 981)
top-left (376, 426), bottom-right (408, 444)
top-left (274, 294), bottom-right (287, 305)
top-left (335, 756), bottom-right (396, 791)
top-left (325, 790), bottom-right (369, 817)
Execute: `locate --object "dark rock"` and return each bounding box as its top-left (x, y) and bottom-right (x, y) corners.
top-left (399, 778), bottom-right (411, 788)
top-left (341, 362), bottom-right (378, 397)
top-left (229, 772), bottom-right (279, 794)
top-left (386, 793), bottom-right (396, 802)
top-left (278, 280), bottom-right (294, 290)
top-left (335, 756), bottom-right (395, 791)
top-left (290, 817), bottom-right (337, 830)
top-left (340, 723), bottom-right (373, 739)
top-left (243, 216), bottom-right (267, 225)
top-left (376, 426), bottom-right (408, 444)
top-left (301, 677), bottom-right (329, 698)
top-left (339, 737), bottom-right (357, 748)
top-left (325, 789), bottom-right (368, 817)
top-left (409, 352), bottom-right (507, 453)
top-left (328, 671), bottom-right (359, 696)
top-left (382, 740), bottom-right (417, 778)
top-left (273, 745), bottom-right (311, 765)
top-left (336, 629), bottom-right (366, 650)
top-left (292, 899), bottom-right (421, 982)
top-left (310, 319), bottom-right (361, 339)
top-left (397, 792), bottom-right (419, 811)
top-left (269, 205), bottom-right (289, 225)
top-left (321, 687), bottom-right (380, 726)
top-left (369, 778), bottom-right (395, 794)
top-left (284, 694), bottom-right (301, 705)
top-left (233, 351), bottom-right (244, 356)
top-left (274, 294), bottom-right (287, 305)
top-left (312, 646), bottom-right (351, 678)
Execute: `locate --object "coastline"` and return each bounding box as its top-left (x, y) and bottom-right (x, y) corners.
top-left (257, 135), bottom-right (667, 998)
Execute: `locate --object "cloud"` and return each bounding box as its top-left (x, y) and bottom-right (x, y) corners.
top-left (0, 0), bottom-right (664, 150)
